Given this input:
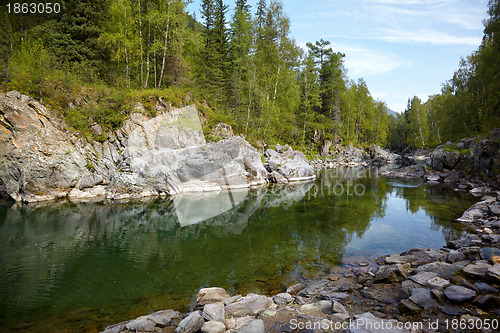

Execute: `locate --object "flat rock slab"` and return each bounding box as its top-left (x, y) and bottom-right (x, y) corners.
top-left (224, 294), bottom-right (273, 317)
top-left (300, 300), bottom-right (332, 315)
top-left (426, 277), bottom-right (450, 289)
top-left (444, 285), bottom-right (477, 303)
top-left (125, 310), bottom-right (181, 332)
top-left (409, 271), bottom-right (439, 286)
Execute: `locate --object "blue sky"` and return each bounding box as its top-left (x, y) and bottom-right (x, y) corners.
top-left (186, 0), bottom-right (489, 113)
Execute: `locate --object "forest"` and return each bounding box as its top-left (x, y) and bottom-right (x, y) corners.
top-left (1, 0), bottom-right (499, 152)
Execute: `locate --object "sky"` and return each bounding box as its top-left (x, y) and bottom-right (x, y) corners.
top-left (186, 0), bottom-right (489, 113)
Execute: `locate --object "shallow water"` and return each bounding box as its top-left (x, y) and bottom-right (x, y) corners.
top-left (0, 168), bottom-right (478, 332)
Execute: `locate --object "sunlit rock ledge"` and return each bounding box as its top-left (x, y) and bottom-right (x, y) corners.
top-left (0, 91), bottom-right (315, 203)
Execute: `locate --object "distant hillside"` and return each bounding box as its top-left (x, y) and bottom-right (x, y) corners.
top-left (387, 108), bottom-right (398, 118)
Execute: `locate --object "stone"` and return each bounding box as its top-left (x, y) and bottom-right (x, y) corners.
top-left (286, 283), bottom-right (306, 294)
top-left (224, 318), bottom-right (236, 330)
top-left (444, 285), bottom-right (477, 303)
top-left (409, 271), bottom-right (439, 286)
top-left (272, 293), bottom-right (293, 305)
top-left (347, 313), bottom-right (411, 333)
top-left (463, 261), bottom-right (493, 279)
top-left (238, 319), bottom-right (264, 333)
top-left (224, 294), bottom-right (273, 317)
top-left (102, 321), bottom-right (129, 333)
top-left (409, 288), bottom-right (439, 312)
top-left (175, 311), bottom-right (205, 333)
top-left (299, 300), bottom-right (332, 315)
top-left (203, 303), bottom-right (225, 322)
top-left (426, 277), bottom-right (450, 289)
top-left (320, 291), bottom-right (350, 302)
top-left (427, 174), bottom-right (441, 182)
top-left (446, 250), bottom-right (466, 263)
top-left (384, 254), bottom-right (415, 265)
top-left (489, 203), bottom-right (500, 215)
top-left (486, 263), bottom-right (500, 282)
top-left (440, 306), bottom-right (467, 316)
top-left (126, 316), bottom-right (156, 332)
top-left (332, 301), bottom-right (350, 317)
top-left (475, 281), bottom-right (498, 294)
top-left (211, 123), bottom-right (233, 140)
top-left (475, 294), bottom-right (500, 310)
top-left (224, 295), bottom-right (242, 306)
top-left (201, 321), bottom-right (226, 333)
top-left (147, 310), bottom-right (181, 327)
top-left (374, 264), bottom-right (411, 283)
top-left (480, 247), bottom-right (500, 264)
top-left (399, 299), bottom-right (421, 315)
top-left (412, 261), bottom-right (466, 279)
top-left (197, 287), bottom-right (231, 305)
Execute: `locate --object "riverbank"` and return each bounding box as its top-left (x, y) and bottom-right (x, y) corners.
top-left (100, 188), bottom-right (500, 332)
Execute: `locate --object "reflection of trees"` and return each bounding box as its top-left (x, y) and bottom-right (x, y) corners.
top-left (387, 180), bottom-right (478, 242)
top-left (0, 169), bottom-right (477, 331)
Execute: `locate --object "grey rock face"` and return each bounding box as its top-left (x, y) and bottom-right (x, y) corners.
top-left (202, 303), bottom-right (225, 322)
top-left (264, 147), bottom-right (315, 182)
top-left (0, 93), bottom-right (314, 202)
top-left (238, 319), bottom-right (264, 333)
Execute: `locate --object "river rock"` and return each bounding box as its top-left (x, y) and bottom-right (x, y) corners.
top-left (412, 261), bottom-right (465, 279)
top-left (201, 321), bottom-right (226, 333)
top-left (486, 263), bottom-right (500, 282)
top-left (332, 300), bottom-right (351, 321)
top-left (446, 250), bottom-right (466, 263)
top-left (409, 288), bottom-right (439, 312)
top-left (264, 148), bottom-right (315, 182)
top-left (385, 254), bottom-right (415, 265)
top-left (224, 294), bottom-right (273, 317)
top-left (475, 294), bottom-right (500, 310)
top-left (480, 247), bottom-right (500, 264)
top-left (197, 288), bottom-right (231, 305)
top-left (426, 277), bottom-right (450, 289)
top-left (272, 293), bottom-right (293, 305)
top-left (102, 321), bottom-right (129, 333)
top-left (374, 264), bottom-right (411, 283)
top-left (444, 285), bottom-right (477, 303)
top-left (409, 271), bottom-right (439, 286)
top-left (475, 281), bottom-right (498, 294)
top-left (427, 174), bottom-right (441, 182)
top-left (398, 299), bottom-right (421, 315)
top-left (125, 309), bottom-right (181, 332)
top-left (203, 303), bottom-right (225, 322)
top-left (238, 319), bottom-right (264, 333)
top-left (176, 311), bottom-right (205, 333)
top-left (463, 261), bottom-right (492, 278)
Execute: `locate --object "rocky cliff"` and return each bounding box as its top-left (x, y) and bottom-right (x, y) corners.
top-left (0, 91), bottom-right (314, 203)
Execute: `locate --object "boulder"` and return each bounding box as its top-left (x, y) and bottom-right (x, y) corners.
top-left (486, 263), bottom-right (500, 282)
top-left (374, 264), bottom-right (411, 283)
top-left (197, 288), bottom-right (230, 306)
top-left (224, 294), bottom-right (273, 317)
top-left (411, 261), bottom-right (466, 279)
top-left (463, 261), bottom-right (492, 279)
top-left (409, 288), bottom-right (439, 312)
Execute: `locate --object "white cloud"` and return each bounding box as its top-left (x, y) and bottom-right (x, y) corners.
top-left (329, 43), bottom-right (407, 77)
top-left (376, 29), bottom-right (482, 45)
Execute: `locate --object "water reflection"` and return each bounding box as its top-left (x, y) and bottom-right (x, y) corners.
top-left (0, 168), bottom-right (477, 332)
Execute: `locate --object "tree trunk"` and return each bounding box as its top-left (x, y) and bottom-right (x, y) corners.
top-left (158, 1), bottom-right (172, 88)
top-left (144, 20), bottom-right (150, 88)
top-left (138, 0), bottom-right (143, 88)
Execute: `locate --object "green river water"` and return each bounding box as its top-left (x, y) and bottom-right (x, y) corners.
top-left (0, 168), bottom-right (478, 332)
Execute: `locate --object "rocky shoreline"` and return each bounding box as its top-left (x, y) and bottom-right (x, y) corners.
top-left (101, 190), bottom-right (500, 333)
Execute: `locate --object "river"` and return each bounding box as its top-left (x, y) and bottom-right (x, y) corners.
top-left (0, 167), bottom-right (478, 332)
